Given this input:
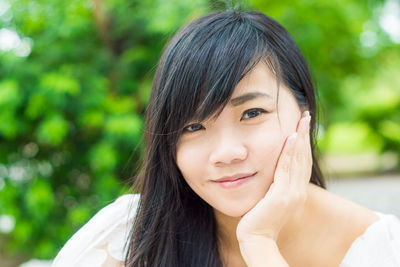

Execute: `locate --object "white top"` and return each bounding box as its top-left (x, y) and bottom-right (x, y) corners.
top-left (52, 194), bottom-right (400, 267)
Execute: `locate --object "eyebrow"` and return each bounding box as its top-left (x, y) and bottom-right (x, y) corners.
top-left (230, 92), bottom-right (271, 106)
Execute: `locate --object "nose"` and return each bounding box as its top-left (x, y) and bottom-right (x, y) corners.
top-left (209, 132), bottom-right (248, 166)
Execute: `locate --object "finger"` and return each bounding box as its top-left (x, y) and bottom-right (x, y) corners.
top-left (291, 113), bottom-right (312, 190)
top-left (298, 111), bottom-right (310, 137)
top-left (303, 114), bottom-right (313, 188)
top-left (273, 132), bottom-right (297, 192)
top-left (301, 116), bottom-right (313, 191)
top-left (295, 110), bottom-right (309, 133)
top-left (297, 111), bottom-right (312, 165)
top-left (293, 111), bottom-right (311, 172)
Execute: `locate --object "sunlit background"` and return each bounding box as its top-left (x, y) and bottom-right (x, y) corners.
top-left (0, 0), bottom-right (399, 266)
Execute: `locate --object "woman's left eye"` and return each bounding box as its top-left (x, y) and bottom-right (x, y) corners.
top-left (241, 108), bottom-right (267, 120)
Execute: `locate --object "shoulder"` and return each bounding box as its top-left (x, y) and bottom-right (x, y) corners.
top-left (52, 194), bottom-right (140, 267)
top-left (306, 184), bottom-right (400, 266)
top-left (306, 183), bottom-right (380, 234)
top-left (340, 211), bottom-right (400, 267)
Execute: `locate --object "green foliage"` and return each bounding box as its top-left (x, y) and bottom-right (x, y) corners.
top-left (249, 0), bottom-right (400, 158)
top-left (0, 0), bottom-right (399, 261)
top-left (0, 0), bottom-right (210, 259)
top-left (0, 79), bottom-right (21, 139)
top-left (36, 115), bottom-right (70, 146)
top-left (319, 122), bottom-right (384, 154)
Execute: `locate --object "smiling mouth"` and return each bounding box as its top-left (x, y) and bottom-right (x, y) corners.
top-left (213, 172), bottom-right (257, 189)
top-left (214, 172), bottom-right (257, 182)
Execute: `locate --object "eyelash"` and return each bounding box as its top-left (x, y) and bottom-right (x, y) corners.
top-left (240, 108), bottom-right (268, 121)
top-left (183, 108), bottom-right (268, 133)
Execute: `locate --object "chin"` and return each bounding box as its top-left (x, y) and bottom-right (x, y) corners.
top-left (215, 197), bottom-right (261, 218)
top-left (207, 177), bottom-right (273, 218)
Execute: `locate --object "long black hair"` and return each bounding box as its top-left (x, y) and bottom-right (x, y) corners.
top-left (125, 10), bottom-right (326, 267)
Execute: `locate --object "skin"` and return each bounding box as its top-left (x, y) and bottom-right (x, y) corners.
top-left (176, 62), bottom-right (300, 218)
top-left (176, 62), bottom-right (379, 266)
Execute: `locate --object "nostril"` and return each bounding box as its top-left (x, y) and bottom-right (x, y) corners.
top-left (209, 145), bottom-right (248, 166)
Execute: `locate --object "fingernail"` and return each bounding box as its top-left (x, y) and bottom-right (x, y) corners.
top-left (287, 132), bottom-right (297, 147)
top-left (304, 111), bottom-right (310, 118)
top-left (304, 115), bottom-right (311, 129)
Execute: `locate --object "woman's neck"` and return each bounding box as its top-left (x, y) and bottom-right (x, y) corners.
top-left (214, 209), bottom-right (245, 266)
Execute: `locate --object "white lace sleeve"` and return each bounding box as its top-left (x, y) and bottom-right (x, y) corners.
top-left (340, 211), bottom-right (400, 267)
top-left (52, 194), bottom-right (140, 267)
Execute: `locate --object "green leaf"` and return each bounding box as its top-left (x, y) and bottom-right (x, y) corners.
top-left (0, 110), bottom-right (19, 139)
top-left (89, 142), bottom-right (118, 172)
top-left (319, 122), bottom-right (383, 154)
top-left (36, 115), bottom-right (70, 146)
top-left (24, 178), bottom-right (55, 219)
top-left (104, 114), bottom-right (143, 142)
top-left (40, 72), bottom-right (80, 96)
top-left (379, 120), bottom-right (400, 143)
top-left (25, 93), bottom-right (50, 119)
top-left (0, 79), bottom-right (20, 109)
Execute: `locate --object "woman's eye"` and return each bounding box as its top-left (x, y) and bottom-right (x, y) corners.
top-left (241, 108), bottom-right (267, 120)
top-left (183, 123), bottom-right (204, 132)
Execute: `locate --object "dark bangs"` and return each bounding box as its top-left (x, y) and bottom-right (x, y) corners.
top-left (154, 11), bottom-right (281, 138)
top-left (127, 10), bottom-right (325, 267)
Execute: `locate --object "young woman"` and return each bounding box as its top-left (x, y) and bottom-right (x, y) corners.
top-left (52, 10), bottom-right (400, 267)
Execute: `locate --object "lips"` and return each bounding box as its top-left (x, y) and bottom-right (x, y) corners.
top-left (213, 172), bottom-right (256, 182)
top-left (212, 172), bottom-right (256, 189)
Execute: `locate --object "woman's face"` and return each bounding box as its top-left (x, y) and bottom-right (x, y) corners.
top-left (176, 61), bottom-right (303, 217)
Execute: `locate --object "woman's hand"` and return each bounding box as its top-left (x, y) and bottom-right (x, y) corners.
top-left (236, 111), bottom-right (312, 265)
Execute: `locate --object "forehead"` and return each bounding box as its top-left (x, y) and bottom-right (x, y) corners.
top-left (188, 61), bottom-right (284, 123)
top-left (231, 61), bottom-right (279, 100)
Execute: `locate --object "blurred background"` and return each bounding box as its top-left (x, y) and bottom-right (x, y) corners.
top-left (0, 0), bottom-right (399, 266)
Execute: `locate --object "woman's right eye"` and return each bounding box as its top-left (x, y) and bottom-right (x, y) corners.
top-left (183, 123), bottom-right (204, 132)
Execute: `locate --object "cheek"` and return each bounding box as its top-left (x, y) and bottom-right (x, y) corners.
top-left (249, 123), bottom-right (285, 156)
top-left (176, 142), bottom-right (206, 185)
top-left (244, 123), bottom-right (286, 191)
top-left (248, 112), bottom-right (300, 162)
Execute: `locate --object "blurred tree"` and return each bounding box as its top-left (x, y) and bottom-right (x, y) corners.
top-left (0, 0), bottom-right (399, 261)
top-left (0, 0), bottom-right (209, 260)
top-left (247, 0), bottom-right (400, 159)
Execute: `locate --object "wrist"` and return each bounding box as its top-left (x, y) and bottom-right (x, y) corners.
top-left (239, 237), bottom-right (288, 267)
top-left (239, 236), bottom-right (278, 252)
